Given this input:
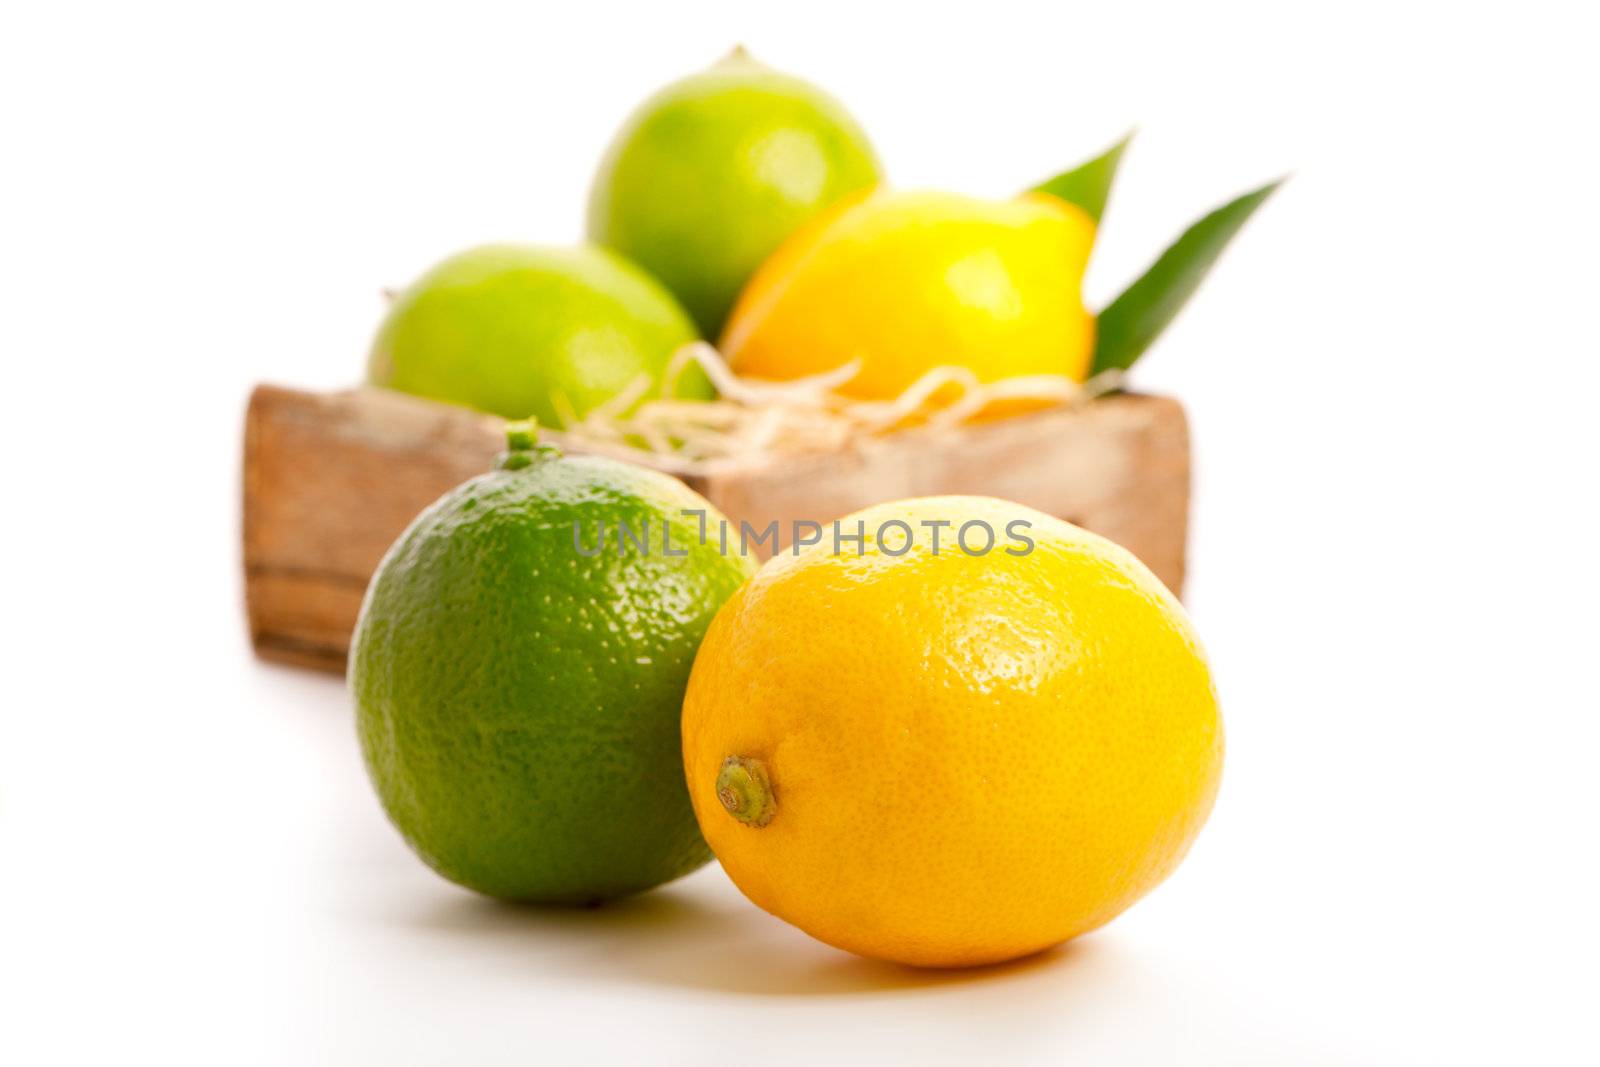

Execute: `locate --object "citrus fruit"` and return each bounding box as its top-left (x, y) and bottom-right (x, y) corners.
top-left (721, 189), bottom-right (1097, 402)
top-left (351, 422), bottom-right (754, 903)
top-left (681, 496), bottom-right (1223, 967)
top-left (367, 243), bottom-right (707, 426)
top-left (588, 48), bottom-right (882, 337)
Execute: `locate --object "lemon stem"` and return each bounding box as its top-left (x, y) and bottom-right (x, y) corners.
top-left (497, 418), bottom-right (559, 470)
top-left (716, 756), bottom-right (775, 827)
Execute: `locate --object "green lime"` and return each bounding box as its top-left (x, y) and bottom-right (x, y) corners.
top-left (350, 422), bottom-right (754, 903)
top-left (587, 47), bottom-right (882, 337)
top-left (367, 243), bottom-right (708, 425)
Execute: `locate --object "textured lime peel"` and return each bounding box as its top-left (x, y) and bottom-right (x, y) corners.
top-left (497, 418), bottom-right (560, 470)
top-left (717, 756), bottom-right (776, 827)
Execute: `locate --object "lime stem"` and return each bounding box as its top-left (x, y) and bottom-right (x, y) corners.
top-left (716, 756), bottom-right (776, 827)
top-left (497, 418), bottom-right (559, 470)
top-left (504, 418), bottom-right (538, 452)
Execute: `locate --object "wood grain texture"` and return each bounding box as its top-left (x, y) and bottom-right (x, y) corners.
top-left (243, 385), bottom-right (1190, 672)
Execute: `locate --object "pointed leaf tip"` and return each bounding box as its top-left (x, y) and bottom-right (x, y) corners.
top-left (1091, 176), bottom-right (1284, 376)
top-left (1030, 131), bottom-right (1136, 224)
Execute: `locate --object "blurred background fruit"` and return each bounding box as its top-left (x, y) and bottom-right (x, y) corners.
top-left (352, 423), bottom-right (754, 904)
top-left (588, 47), bottom-right (882, 337)
top-left (683, 496), bottom-right (1223, 967)
top-left (721, 189), bottom-right (1096, 402)
top-left (367, 243), bottom-right (706, 425)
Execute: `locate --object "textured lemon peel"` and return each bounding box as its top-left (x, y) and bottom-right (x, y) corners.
top-left (552, 342), bottom-right (1126, 477)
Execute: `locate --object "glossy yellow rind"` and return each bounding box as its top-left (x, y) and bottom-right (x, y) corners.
top-left (721, 191), bottom-right (1096, 401)
top-left (682, 497), bottom-right (1222, 967)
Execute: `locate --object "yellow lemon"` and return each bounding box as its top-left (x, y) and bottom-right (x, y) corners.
top-left (720, 190), bottom-right (1096, 400)
top-left (682, 497), bottom-right (1222, 968)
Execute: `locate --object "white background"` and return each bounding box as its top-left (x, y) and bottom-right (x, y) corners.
top-left (3, 2), bottom-right (1597, 1064)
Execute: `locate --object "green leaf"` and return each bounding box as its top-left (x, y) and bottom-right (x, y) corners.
top-left (1031, 132), bottom-right (1134, 224)
top-left (1092, 177), bottom-right (1284, 376)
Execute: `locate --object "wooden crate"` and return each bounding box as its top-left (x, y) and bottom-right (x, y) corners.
top-left (243, 385), bottom-right (1191, 672)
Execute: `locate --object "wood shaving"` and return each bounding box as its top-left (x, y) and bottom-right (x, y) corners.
top-left (550, 342), bottom-right (1125, 477)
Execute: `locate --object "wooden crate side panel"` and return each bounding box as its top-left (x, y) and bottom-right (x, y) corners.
top-left (698, 395), bottom-right (1189, 591)
top-left (242, 386), bottom-right (1189, 673)
top-left (242, 385), bottom-right (504, 666)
